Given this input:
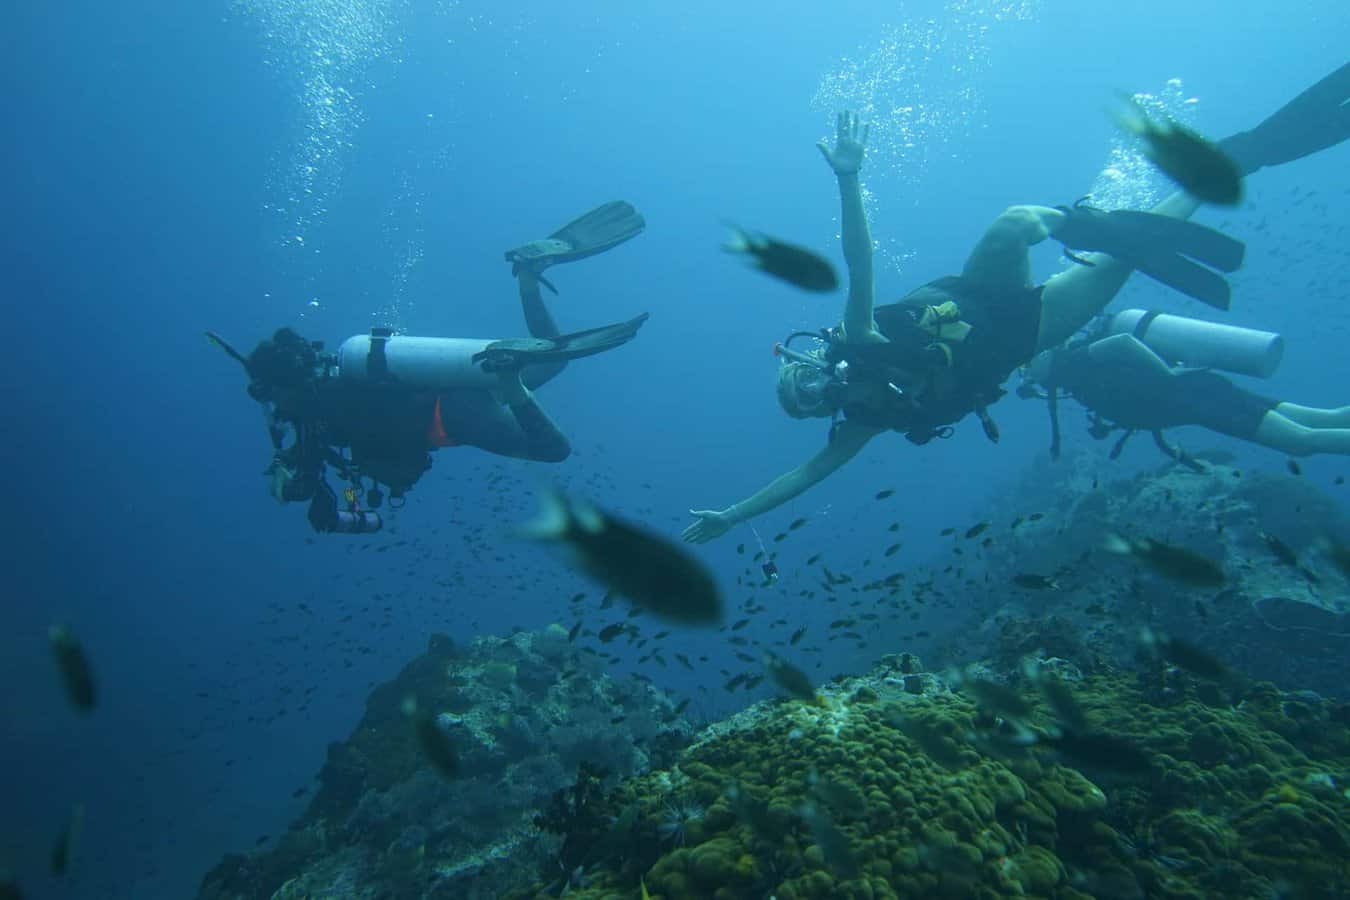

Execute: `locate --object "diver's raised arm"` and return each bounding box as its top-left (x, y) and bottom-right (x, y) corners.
top-left (817, 112), bottom-right (883, 345)
top-left (682, 420), bottom-right (880, 543)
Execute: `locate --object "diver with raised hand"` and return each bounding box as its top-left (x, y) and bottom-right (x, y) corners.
top-left (684, 63), bottom-right (1350, 543)
top-left (1021, 309), bottom-right (1350, 462)
top-left (212, 201), bottom-right (648, 534)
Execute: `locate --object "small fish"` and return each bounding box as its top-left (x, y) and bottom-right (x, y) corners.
top-left (672, 698), bottom-right (691, 715)
top-left (806, 553), bottom-right (822, 565)
top-left (1023, 661), bottom-right (1088, 735)
top-left (884, 543), bottom-right (901, 557)
top-left (1103, 533), bottom-right (1225, 587)
top-left (789, 518), bottom-right (808, 531)
top-left (1323, 536), bottom-right (1350, 579)
top-left (773, 532), bottom-right (787, 543)
top-left (939, 527), bottom-right (955, 537)
top-left (807, 770), bottom-right (866, 819)
top-left (1028, 513), bottom-right (1044, 522)
top-left (1114, 97), bottom-right (1242, 205)
top-left (730, 618), bottom-right (751, 631)
top-left (723, 673), bottom-right (749, 692)
top-left (1010, 516), bottom-right (1024, 530)
top-left (789, 626), bottom-right (807, 646)
top-left (1287, 459), bottom-right (1302, 476)
top-left (875, 489), bottom-right (894, 500)
top-left (520, 489), bottom-right (722, 624)
top-left (799, 801), bottom-right (859, 878)
top-left (1012, 573), bottom-right (1059, 590)
top-left (764, 653), bottom-right (821, 704)
top-left (567, 622), bottom-right (583, 642)
top-left (1259, 532), bottom-right (1299, 568)
top-left (1336, 476), bottom-right (1345, 486)
top-left (598, 623), bottom-right (626, 643)
top-left (48, 625), bottom-right (96, 713)
top-left (610, 715), bottom-right (627, 724)
top-left (888, 522), bottom-right (900, 532)
top-left (402, 696), bottom-right (458, 780)
top-left (736, 543), bottom-right (745, 555)
top-left (1045, 729), bottom-right (1153, 775)
top-left (1140, 628), bottom-right (1231, 681)
top-left (723, 224), bottom-right (838, 292)
top-left (964, 521), bottom-right (990, 539)
top-left (953, 669), bottom-right (1034, 721)
top-left (49, 804), bottom-right (83, 876)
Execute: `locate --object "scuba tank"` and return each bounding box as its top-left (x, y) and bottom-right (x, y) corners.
top-left (337, 328), bottom-right (499, 390)
top-left (1107, 309), bottom-right (1284, 379)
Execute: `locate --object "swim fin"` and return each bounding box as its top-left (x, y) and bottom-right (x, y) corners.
top-left (504, 201), bottom-right (647, 292)
top-left (1218, 62), bottom-right (1350, 177)
top-left (473, 313), bottom-right (650, 373)
top-left (1053, 203), bottom-right (1245, 310)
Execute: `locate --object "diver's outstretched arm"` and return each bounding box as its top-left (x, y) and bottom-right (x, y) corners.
top-left (818, 112), bottom-right (884, 345)
top-left (682, 420), bottom-right (880, 543)
top-left (516, 270), bottom-right (567, 389)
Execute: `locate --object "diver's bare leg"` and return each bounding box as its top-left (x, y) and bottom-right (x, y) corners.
top-left (1036, 192), bottom-right (1202, 352)
top-left (516, 271), bottom-right (566, 389)
top-left (1252, 410), bottom-right (1350, 457)
top-left (1272, 402), bottom-right (1350, 428)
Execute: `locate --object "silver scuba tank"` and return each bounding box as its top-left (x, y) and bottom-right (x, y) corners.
top-left (1107, 309), bottom-right (1284, 379)
top-left (336, 328), bottom-right (498, 390)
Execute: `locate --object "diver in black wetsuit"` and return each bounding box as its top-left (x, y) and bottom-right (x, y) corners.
top-left (1022, 313), bottom-right (1350, 461)
top-left (683, 63), bottom-right (1350, 543)
top-left (213, 202), bottom-right (648, 533)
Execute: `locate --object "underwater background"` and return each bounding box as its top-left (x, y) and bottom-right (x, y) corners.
top-left (4, 1), bottom-right (1350, 898)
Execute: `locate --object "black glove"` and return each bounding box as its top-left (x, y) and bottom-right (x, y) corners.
top-left (306, 480), bottom-right (339, 533)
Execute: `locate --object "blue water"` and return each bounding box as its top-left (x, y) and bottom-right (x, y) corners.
top-left (3, 1), bottom-right (1347, 896)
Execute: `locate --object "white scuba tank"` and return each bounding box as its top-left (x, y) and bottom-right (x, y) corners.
top-left (336, 329), bottom-right (499, 390)
top-left (1107, 309), bottom-right (1284, 379)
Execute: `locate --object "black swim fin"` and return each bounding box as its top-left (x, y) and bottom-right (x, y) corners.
top-left (473, 313), bottom-right (650, 373)
top-left (1218, 62), bottom-right (1350, 177)
top-left (1053, 203), bottom-right (1244, 310)
top-left (504, 201), bottom-right (647, 289)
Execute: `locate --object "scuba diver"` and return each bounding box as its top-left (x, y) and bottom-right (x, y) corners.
top-left (1020, 309), bottom-right (1350, 462)
top-left (683, 63), bottom-right (1350, 543)
top-left (210, 201), bottom-right (648, 534)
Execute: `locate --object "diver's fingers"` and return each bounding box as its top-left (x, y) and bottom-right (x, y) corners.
top-left (815, 140), bottom-right (833, 163)
top-left (861, 123), bottom-right (870, 147)
top-left (836, 110), bottom-right (847, 141)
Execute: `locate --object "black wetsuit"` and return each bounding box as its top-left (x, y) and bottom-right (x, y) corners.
top-left (1050, 343), bottom-right (1279, 438)
top-left (832, 275), bottom-right (1044, 441)
top-left (278, 377), bottom-right (571, 509)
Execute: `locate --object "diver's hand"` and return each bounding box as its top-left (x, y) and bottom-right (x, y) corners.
top-left (683, 508), bottom-right (736, 544)
top-left (817, 111), bottom-right (869, 176)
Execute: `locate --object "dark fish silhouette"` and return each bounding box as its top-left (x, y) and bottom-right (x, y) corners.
top-left (48, 625), bottom-right (96, 713)
top-left (521, 489), bottom-right (722, 625)
top-left (723, 224), bottom-right (838, 292)
top-left (1114, 98), bottom-right (1243, 206)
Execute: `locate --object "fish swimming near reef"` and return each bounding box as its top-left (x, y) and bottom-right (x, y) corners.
top-left (1103, 533), bottom-right (1225, 587)
top-left (520, 489), bottom-right (722, 625)
top-left (763, 653), bottom-right (822, 705)
top-left (48, 625), bottom-right (96, 713)
top-left (1113, 96), bottom-right (1243, 206)
top-left (723, 224), bottom-right (838, 292)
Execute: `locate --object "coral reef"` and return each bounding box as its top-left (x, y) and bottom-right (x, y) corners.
top-left (506, 657), bottom-right (1350, 900)
top-left (197, 628), bottom-right (692, 899)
